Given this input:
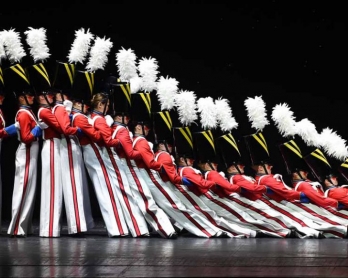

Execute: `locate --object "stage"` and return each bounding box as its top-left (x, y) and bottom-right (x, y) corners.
top-left (0, 219), bottom-right (348, 277)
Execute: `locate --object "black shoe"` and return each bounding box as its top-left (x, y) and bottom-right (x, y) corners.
top-left (167, 232), bottom-right (178, 239)
top-left (70, 233), bottom-right (86, 238)
top-left (214, 231), bottom-right (230, 238)
top-left (286, 229), bottom-right (297, 238)
top-left (255, 231), bottom-right (267, 238)
top-left (138, 233), bottom-right (151, 238)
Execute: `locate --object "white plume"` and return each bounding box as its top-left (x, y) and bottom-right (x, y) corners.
top-left (197, 96), bottom-right (218, 130)
top-left (0, 33), bottom-right (6, 64)
top-left (174, 90), bottom-right (198, 126)
top-left (156, 75), bottom-right (179, 110)
top-left (86, 36), bottom-right (113, 72)
top-left (295, 118), bottom-right (321, 147)
top-left (129, 75), bottom-right (142, 94)
top-left (271, 103), bottom-right (297, 138)
top-left (138, 57), bottom-right (159, 92)
top-left (1, 28), bottom-right (26, 63)
top-left (244, 95), bottom-right (269, 131)
top-left (116, 47), bottom-right (138, 82)
top-left (24, 27), bottom-right (50, 63)
top-left (215, 97), bottom-right (238, 132)
top-left (67, 28), bottom-right (94, 64)
top-left (320, 128), bottom-right (348, 161)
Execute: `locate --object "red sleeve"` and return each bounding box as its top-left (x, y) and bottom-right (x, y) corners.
top-left (134, 139), bottom-right (161, 171)
top-left (156, 152), bottom-right (182, 184)
top-left (207, 170), bottom-right (240, 193)
top-left (0, 129), bottom-right (8, 138)
top-left (54, 106), bottom-right (78, 135)
top-left (73, 114), bottom-right (102, 142)
top-left (232, 175), bottom-right (266, 194)
top-left (181, 167), bottom-right (215, 192)
top-left (328, 187), bottom-right (348, 208)
top-left (39, 108), bottom-right (63, 133)
top-left (94, 117), bottom-right (119, 147)
top-left (297, 182), bottom-right (338, 209)
top-left (0, 111), bottom-right (4, 129)
top-left (117, 127), bottom-right (142, 160)
top-left (258, 175), bottom-right (301, 201)
top-left (17, 111), bottom-right (36, 144)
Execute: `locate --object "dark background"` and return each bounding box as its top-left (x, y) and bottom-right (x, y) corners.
top-left (1, 1), bottom-right (348, 223)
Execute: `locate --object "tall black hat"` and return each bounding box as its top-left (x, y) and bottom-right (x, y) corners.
top-left (3, 63), bottom-right (32, 97)
top-left (0, 66), bottom-right (4, 95)
top-left (303, 148), bottom-right (333, 184)
top-left (109, 78), bottom-right (131, 117)
top-left (193, 130), bottom-right (217, 163)
top-left (26, 62), bottom-right (52, 95)
top-left (338, 159), bottom-right (348, 184)
top-left (70, 70), bottom-right (94, 105)
top-left (216, 132), bottom-right (245, 169)
top-left (173, 126), bottom-right (194, 159)
top-left (278, 139), bottom-right (311, 175)
top-left (244, 131), bottom-right (271, 165)
top-left (130, 92), bottom-right (152, 126)
top-left (152, 111), bottom-right (173, 144)
top-left (51, 61), bottom-right (75, 95)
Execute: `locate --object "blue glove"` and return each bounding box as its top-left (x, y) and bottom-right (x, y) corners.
top-left (4, 124), bottom-right (18, 136)
top-left (31, 126), bottom-right (42, 138)
top-left (182, 177), bottom-right (193, 186)
top-left (266, 187), bottom-right (274, 194)
top-left (77, 127), bottom-right (84, 136)
top-left (338, 202), bottom-right (346, 210)
top-left (300, 192), bottom-right (310, 203)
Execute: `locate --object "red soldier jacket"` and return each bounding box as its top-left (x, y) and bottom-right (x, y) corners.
top-left (177, 166), bottom-right (215, 196)
top-left (52, 104), bottom-right (78, 136)
top-left (293, 179), bottom-right (339, 209)
top-left (0, 108), bottom-right (7, 138)
top-left (154, 150), bottom-right (182, 184)
top-left (16, 106), bottom-right (38, 144)
top-left (204, 170), bottom-right (241, 198)
top-left (71, 112), bottom-right (102, 146)
top-left (228, 174), bottom-right (267, 201)
top-left (132, 135), bottom-right (161, 171)
top-left (89, 112), bottom-right (119, 147)
top-left (325, 185), bottom-right (348, 208)
top-left (111, 123), bottom-right (141, 160)
top-left (37, 106), bottom-right (63, 140)
top-left (255, 174), bottom-right (301, 202)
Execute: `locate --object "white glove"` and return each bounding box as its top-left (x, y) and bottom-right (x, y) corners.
top-left (63, 100), bottom-right (73, 113)
top-left (37, 120), bottom-right (49, 129)
top-left (229, 192), bottom-right (240, 198)
top-left (105, 115), bottom-right (114, 127)
top-left (15, 121), bottom-right (20, 130)
top-left (219, 171), bottom-right (226, 178)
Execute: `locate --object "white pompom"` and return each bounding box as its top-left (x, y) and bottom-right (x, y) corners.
top-left (197, 97), bottom-right (218, 130)
top-left (24, 27), bottom-right (50, 63)
top-left (68, 28), bottom-right (94, 65)
top-left (174, 90), bottom-right (198, 126)
top-left (116, 47), bottom-right (138, 82)
top-left (86, 36), bottom-right (113, 72)
top-left (320, 127), bottom-right (348, 161)
top-left (215, 98), bottom-right (238, 132)
top-left (1, 28), bottom-right (26, 63)
top-left (138, 57), bottom-right (159, 93)
top-left (244, 95), bottom-right (269, 132)
top-left (271, 103), bottom-right (297, 138)
top-left (156, 75), bottom-right (179, 111)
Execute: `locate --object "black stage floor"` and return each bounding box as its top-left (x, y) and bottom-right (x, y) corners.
top-left (1, 219), bottom-right (348, 278)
